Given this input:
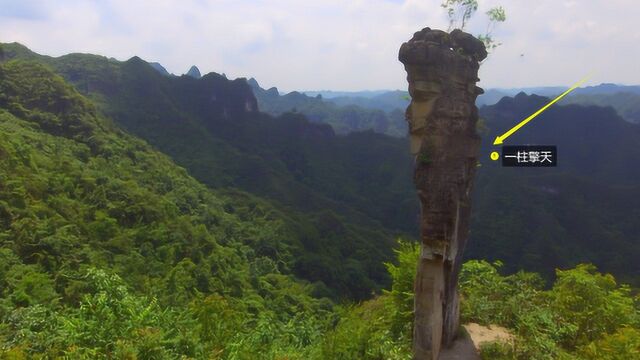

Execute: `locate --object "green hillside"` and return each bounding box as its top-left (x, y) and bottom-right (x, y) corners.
top-left (1, 42), bottom-right (417, 300)
top-left (0, 59), bottom-right (343, 357)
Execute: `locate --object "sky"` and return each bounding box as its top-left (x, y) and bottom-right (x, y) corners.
top-left (1, 0), bottom-right (638, 91)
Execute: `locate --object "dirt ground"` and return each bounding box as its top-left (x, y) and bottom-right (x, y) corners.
top-left (439, 323), bottom-right (513, 360)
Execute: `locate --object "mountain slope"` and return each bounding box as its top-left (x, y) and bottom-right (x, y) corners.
top-left (0, 59), bottom-right (336, 357)
top-left (1, 42), bottom-right (416, 299)
top-left (472, 94), bottom-right (640, 283)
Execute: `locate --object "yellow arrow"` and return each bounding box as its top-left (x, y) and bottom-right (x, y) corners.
top-left (493, 75), bottom-right (591, 145)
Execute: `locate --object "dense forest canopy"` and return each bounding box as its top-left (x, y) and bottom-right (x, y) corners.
top-left (1, 42), bottom-right (417, 300)
top-left (0, 59), bottom-right (336, 357)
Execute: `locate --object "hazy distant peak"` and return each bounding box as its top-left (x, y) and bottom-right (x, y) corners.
top-left (493, 92), bottom-right (550, 111)
top-left (127, 55), bottom-right (144, 63)
top-left (149, 62), bottom-right (171, 76)
top-left (186, 65), bottom-right (201, 79)
top-left (514, 91), bottom-right (531, 99)
top-left (247, 77), bottom-right (260, 88)
top-left (247, 78), bottom-right (279, 96)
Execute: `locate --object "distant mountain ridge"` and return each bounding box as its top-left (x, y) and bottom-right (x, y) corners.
top-left (296, 83), bottom-right (640, 127)
top-left (326, 90), bottom-right (409, 114)
top-left (248, 77), bottom-right (408, 136)
top-left (477, 83), bottom-right (640, 104)
top-left (477, 84), bottom-right (640, 124)
top-left (302, 90), bottom-right (392, 99)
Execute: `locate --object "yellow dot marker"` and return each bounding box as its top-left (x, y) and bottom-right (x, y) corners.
top-left (490, 151), bottom-right (500, 161)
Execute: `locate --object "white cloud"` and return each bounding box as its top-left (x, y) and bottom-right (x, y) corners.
top-left (479, 0), bottom-right (639, 88)
top-left (0, 0), bottom-right (638, 90)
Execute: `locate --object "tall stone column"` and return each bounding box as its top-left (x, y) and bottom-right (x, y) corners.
top-left (398, 28), bottom-right (486, 360)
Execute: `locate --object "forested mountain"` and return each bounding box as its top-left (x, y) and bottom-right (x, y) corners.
top-left (477, 84), bottom-right (640, 124)
top-left (1, 42), bottom-right (418, 300)
top-left (302, 84), bottom-right (640, 128)
top-left (248, 75), bottom-right (640, 284)
top-left (4, 42), bottom-right (640, 286)
top-left (473, 93), bottom-right (640, 284)
top-left (248, 78), bottom-right (407, 136)
top-left (0, 60), bottom-right (337, 357)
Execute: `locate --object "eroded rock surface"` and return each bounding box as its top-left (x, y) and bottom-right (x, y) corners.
top-left (398, 27), bottom-right (486, 360)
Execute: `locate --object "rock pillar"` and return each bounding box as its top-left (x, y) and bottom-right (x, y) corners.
top-left (398, 28), bottom-right (486, 360)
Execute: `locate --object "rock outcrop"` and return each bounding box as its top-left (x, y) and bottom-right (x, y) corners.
top-left (398, 27), bottom-right (486, 360)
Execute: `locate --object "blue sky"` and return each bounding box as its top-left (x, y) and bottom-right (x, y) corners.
top-left (1, 0), bottom-right (638, 91)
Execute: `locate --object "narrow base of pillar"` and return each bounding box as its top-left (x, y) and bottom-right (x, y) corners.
top-left (412, 256), bottom-right (444, 360)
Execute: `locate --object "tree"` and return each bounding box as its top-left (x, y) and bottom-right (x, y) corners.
top-left (442, 0), bottom-right (478, 30)
top-left (441, 0), bottom-right (506, 52)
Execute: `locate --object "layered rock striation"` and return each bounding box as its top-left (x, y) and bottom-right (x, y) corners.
top-left (398, 27), bottom-right (486, 360)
